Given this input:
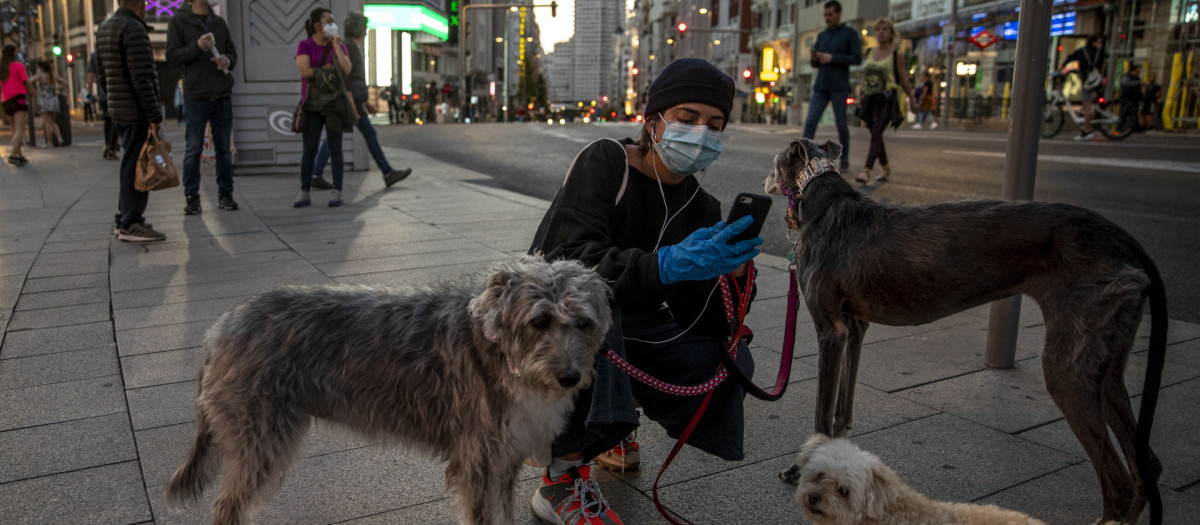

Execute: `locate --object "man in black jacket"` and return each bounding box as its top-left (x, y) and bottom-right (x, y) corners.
top-left (97, 0), bottom-right (165, 242)
top-left (167, 0), bottom-right (238, 214)
top-left (802, 0), bottom-right (861, 170)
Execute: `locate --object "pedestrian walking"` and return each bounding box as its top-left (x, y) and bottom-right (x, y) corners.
top-left (310, 12), bottom-right (411, 190)
top-left (913, 71), bottom-right (937, 129)
top-left (1119, 64), bottom-right (1144, 132)
top-left (1061, 35), bottom-right (1106, 141)
top-left (293, 7), bottom-right (354, 208)
top-left (87, 51), bottom-right (121, 160)
top-left (80, 85), bottom-right (96, 125)
top-left (1141, 72), bottom-right (1161, 131)
top-left (381, 80), bottom-right (400, 124)
top-left (166, 0), bottom-right (239, 215)
top-left (855, 18), bottom-right (913, 184)
top-left (802, 0), bottom-right (861, 171)
top-left (527, 57), bottom-right (762, 525)
top-left (1, 44), bottom-right (34, 166)
top-left (97, 0), bottom-right (166, 242)
top-left (33, 60), bottom-right (68, 147)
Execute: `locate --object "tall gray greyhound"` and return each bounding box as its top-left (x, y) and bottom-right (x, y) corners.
top-left (764, 139), bottom-right (1166, 525)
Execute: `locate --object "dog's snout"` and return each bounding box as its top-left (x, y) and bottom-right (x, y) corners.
top-left (807, 492), bottom-right (822, 505)
top-left (556, 370), bottom-right (581, 388)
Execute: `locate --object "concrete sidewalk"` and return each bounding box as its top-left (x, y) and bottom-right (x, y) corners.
top-left (1, 126), bottom-right (1198, 524)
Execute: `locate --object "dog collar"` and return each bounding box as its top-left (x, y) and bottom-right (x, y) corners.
top-left (783, 157), bottom-right (840, 230)
top-left (798, 157), bottom-right (840, 197)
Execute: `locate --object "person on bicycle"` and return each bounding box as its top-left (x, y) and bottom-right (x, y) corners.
top-left (1060, 35), bottom-right (1107, 141)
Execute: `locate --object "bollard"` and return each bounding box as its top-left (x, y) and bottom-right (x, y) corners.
top-left (1162, 52), bottom-right (1181, 131)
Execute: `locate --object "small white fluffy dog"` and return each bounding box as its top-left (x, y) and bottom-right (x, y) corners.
top-left (793, 434), bottom-right (1047, 525)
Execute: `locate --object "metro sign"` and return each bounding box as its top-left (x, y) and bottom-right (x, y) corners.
top-left (969, 30), bottom-right (999, 49)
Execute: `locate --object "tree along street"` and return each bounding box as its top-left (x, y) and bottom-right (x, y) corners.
top-left (380, 122), bottom-right (1200, 324)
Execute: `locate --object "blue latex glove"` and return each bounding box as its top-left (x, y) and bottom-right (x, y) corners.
top-left (657, 215), bottom-right (763, 285)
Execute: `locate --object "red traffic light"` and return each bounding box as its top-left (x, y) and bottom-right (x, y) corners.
top-left (742, 69), bottom-right (752, 79)
top-left (677, 22), bottom-right (687, 33)
top-left (65, 53), bottom-right (74, 63)
top-left (631, 67), bottom-right (639, 76)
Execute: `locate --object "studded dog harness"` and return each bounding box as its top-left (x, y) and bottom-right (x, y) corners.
top-left (782, 156), bottom-right (840, 230)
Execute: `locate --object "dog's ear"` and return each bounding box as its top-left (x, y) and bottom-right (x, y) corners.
top-left (796, 433), bottom-right (831, 468)
top-left (788, 140), bottom-right (810, 165)
top-left (820, 140), bottom-right (843, 163)
top-left (860, 453), bottom-right (902, 521)
top-left (469, 266), bottom-right (518, 334)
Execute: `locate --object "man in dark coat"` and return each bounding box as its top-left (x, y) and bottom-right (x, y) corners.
top-left (97, 0), bottom-right (165, 242)
top-left (802, 0), bottom-right (862, 170)
top-left (167, 0), bottom-right (239, 214)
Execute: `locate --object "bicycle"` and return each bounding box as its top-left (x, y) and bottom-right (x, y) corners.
top-left (1040, 72), bottom-right (1134, 140)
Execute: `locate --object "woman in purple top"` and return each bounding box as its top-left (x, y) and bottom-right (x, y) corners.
top-left (294, 7), bottom-right (351, 207)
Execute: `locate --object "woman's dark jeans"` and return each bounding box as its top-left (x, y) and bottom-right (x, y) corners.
top-left (300, 110), bottom-right (343, 191)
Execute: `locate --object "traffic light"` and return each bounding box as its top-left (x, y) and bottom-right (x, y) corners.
top-left (631, 66), bottom-right (639, 76)
top-left (65, 53), bottom-right (74, 64)
top-left (550, 0), bottom-right (557, 17)
top-left (677, 21), bottom-right (686, 39)
top-left (51, 42), bottom-right (62, 56)
top-left (742, 68), bottom-right (752, 81)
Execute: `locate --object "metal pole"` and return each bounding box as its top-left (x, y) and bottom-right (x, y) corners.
top-left (940, 0), bottom-right (958, 129)
top-left (1105, 0), bottom-right (1125, 102)
top-left (791, 0), bottom-right (802, 126)
top-left (503, 9), bottom-right (509, 123)
top-left (984, 0), bottom-right (1053, 369)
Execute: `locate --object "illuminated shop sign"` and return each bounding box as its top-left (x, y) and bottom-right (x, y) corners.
top-left (997, 11), bottom-right (1075, 41)
top-left (364, 4), bottom-right (450, 41)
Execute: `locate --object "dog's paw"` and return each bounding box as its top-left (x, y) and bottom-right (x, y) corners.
top-left (779, 464), bottom-right (802, 485)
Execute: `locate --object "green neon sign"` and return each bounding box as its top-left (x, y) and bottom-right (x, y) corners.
top-left (364, 5), bottom-right (450, 41)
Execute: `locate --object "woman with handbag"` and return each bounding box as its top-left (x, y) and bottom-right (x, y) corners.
top-left (0, 44), bottom-right (35, 166)
top-left (294, 7), bottom-right (353, 207)
top-left (854, 18), bottom-right (913, 184)
top-left (1061, 35), bottom-right (1106, 141)
top-left (33, 60), bottom-right (69, 147)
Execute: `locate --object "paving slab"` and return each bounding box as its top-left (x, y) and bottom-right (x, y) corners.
top-left (14, 286), bottom-right (109, 311)
top-left (126, 380), bottom-right (201, 431)
top-left (0, 321), bottom-right (114, 359)
top-left (300, 237), bottom-right (483, 264)
top-left (112, 295), bottom-right (246, 331)
top-left (314, 247), bottom-right (509, 277)
top-left (109, 258), bottom-right (319, 292)
top-left (110, 273), bottom-right (333, 310)
top-left (1164, 337), bottom-right (1200, 370)
top-left (848, 413), bottom-right (1079, 504)
top-left (653, 454), bottom-right (804, 525)
top-left (0, 461), bottom-right (151, 525)
top-left (331, 259), bottom-right (513, 287)
top-left (37, 236), bottom-right (114, 254)
top-left (0, 413), bottom-right (136, 483)
top-left (983, 462), bottom-right (1200, 525)
top-left (121, 347), bottom-right (206, 389)
top-left (0, 375), bottom-right (126, 431)
top-left (0, 252), bottom-right (37, 278)
top-left (19, 271), bottom-right (108, 294)
top-left (5, 301), bottom-right (112, 331)
top-left (116, 319), bottom-right (214, 357)
top-left (0, 347), bottom-right (120, 390)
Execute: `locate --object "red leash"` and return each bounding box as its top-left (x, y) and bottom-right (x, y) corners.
top-left (640, 263), bottom-right (801, 524)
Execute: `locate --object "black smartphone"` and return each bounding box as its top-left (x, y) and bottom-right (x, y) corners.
top-left (725, 193), bottom-right (772, 244)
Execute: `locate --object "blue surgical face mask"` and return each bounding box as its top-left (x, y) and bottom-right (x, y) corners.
top-left (652, 118), bottom-right (723, 176)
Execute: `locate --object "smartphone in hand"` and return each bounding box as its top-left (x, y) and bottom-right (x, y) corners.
top-left (725, 193), bottom-right (772, 244)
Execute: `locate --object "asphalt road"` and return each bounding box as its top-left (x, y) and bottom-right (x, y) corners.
top-left (380, 121), bottom-right (1200, 324)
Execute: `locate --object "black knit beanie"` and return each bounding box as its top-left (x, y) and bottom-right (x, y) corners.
top-left (643, 58), bottom-right (736, 121)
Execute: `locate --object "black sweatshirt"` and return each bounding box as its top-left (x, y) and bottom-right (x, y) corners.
top-left (530, 138), bottom-right (750, 338)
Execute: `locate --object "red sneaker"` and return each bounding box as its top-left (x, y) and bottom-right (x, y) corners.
top-left (530, 465), bottom-right (624, 524)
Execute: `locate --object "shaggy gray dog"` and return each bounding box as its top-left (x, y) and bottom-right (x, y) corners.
top-left (163, 258), bottom-right (612, 525)
top-left (765, 139), bottom-right (1167, 525)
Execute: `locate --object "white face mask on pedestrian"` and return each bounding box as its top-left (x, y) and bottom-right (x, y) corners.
top-left (323, 22), bottom-right (339, 38)
top-left (651, 115), bottom-right (723, 176)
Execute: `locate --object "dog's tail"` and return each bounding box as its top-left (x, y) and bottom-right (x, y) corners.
top-left (164, 395), bottom-right (217, 506)
top-left (1135, 249), bottom-right (1167, 525)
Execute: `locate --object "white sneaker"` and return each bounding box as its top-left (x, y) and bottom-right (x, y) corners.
top-left (912, 123), bottom-right (922, 129)
top-left (930, 122), bottom-right (939, 129)
top-left (1075, 131), bottom-right (1095, 141)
